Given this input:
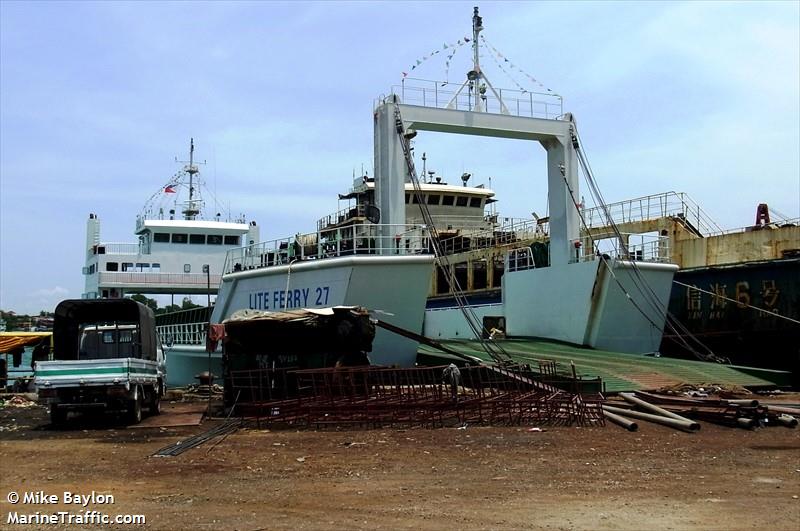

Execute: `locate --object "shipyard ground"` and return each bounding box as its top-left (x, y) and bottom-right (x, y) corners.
top-left (1, 401), bottom-right (799, 531)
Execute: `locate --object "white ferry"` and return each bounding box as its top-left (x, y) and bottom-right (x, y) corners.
top-left (82, 140), bottom-right (260, 386)
top-left (82, 7), bottom-right (680, 385)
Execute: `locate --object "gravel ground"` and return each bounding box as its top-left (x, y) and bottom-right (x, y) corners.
top-left (1, 398), bottom-right (799, 530)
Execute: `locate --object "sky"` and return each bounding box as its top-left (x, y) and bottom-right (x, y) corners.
top-left (1, 0), bottom-right (798, 314)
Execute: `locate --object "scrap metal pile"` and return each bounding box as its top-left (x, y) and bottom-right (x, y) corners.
top-left (227, 364), bottom-right (605, 429)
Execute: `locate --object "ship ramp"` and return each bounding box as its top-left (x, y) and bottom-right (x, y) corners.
top-left (417, 338), bottom-right (791, 393)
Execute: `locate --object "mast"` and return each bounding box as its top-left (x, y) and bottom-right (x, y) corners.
top-left (472, 6), bottom-right (482, 79)
top-left (446, 7), bottom-right (509, 114)
top-left (182, 138), bottom-right (202, 220)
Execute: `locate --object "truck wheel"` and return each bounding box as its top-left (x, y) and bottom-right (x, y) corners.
top-left (149, 387), bottom-right (161, 416)
top-left (127, 393), bottom-right (143, 424)
top-left (50, 405), bottom-right (67, 426)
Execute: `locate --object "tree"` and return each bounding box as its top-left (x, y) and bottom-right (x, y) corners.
top-left (181, 297), bottom-right (202, 310)
top-left (129, 294), bottom-right (158, 311)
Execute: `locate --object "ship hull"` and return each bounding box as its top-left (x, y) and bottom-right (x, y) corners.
top-left (661, 257), bottom-right (800, 376)
top-left (424, 259), bottom-right (678, 354)
top-left (164, 255), bottom-right (434, 387)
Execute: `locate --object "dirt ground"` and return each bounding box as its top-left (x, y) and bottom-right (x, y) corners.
top-left (1, 398), bottom-right (799, 531)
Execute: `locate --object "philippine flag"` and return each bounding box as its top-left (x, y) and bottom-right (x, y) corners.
top-left (164, 185), bottom-right (176, 193)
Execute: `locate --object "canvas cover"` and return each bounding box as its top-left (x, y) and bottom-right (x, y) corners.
top-left (53, 299), bottom-right (157, 361)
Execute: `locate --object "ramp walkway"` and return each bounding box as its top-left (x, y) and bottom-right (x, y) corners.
top-left (417, 338), bottom-right (791, 393)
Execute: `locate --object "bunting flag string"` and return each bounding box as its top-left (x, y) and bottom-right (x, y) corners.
top-left (482, 39), bottom-right (529, 94)
top-left (403, 37), bottom-right (469, 80)
top-left (480, 35), bottom-right (554, 93)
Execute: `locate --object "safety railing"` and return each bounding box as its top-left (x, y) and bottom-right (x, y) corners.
top-left (506, 247), bottom-right (537, 272)
top-left (223, 223), bottom-right (432, 275)
top-left (386, 78), bottom-right (564, 119)
top-left (583, 233), bottom-right (672, 264)
top-left (157, 322), bottom-right (207, 346)
top-left (506, 233), bottom-right (672, 272)
top-left (98, 272), bottom-right (221, 287)
top-left (91, 242), bottom-right (141, 256)
top-left (581, 192), bottom-right (723, 236)
top-left (316, 204), bottom-right (367, 232)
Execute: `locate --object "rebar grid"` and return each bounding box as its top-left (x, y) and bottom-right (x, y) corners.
top-left (227, 365), bottom-right (604, 429)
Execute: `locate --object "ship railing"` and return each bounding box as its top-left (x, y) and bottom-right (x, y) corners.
top-left (506, 247), bottom-right (537, 272)
top-left (383, 78), bottom-right (564, 120)
top-left (581, 191), bottom-right (723, 236)
top-left (702, 217), bottom-right (800, 238)
top-left (506, 233), bottom-right (671, 272)
top-left (98, 272), bottom-right (222, 287)
top-left (223, 223), bottom-right (432, 275)
top-left (90, 242), bottom-right (141, 256)
top-left (433, 216), bottom-right (547, 255)
top-left (316, 204), bottom-right (367, 232)
top-left (581, 233), bottom-right (672, 264)
top-left (416, 214), bottom-right (497, 231)
top-left (157, 322), bottom-right (207, 347)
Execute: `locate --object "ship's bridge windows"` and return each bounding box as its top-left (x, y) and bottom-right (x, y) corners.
top-left (153, 233), bottom-right (170, 243)
top-left (207, 234), bottom-right (223, 245)
top-left (469, 197), bottom-right (482, 208)
top-left (106, 262), bottom-right (119, 272)
top-left (121, 262), bottom-right (134, 272)
top-left (172, 233), bottom-right (188, 244)
top-left (411, 194), bottom-right (422, 204)
top-left (135, 263), bottom-right (149, 272)
top-left (456, 196), bottom-right (468, 207)
top-left (427, 194), bottom-right (440, 205)
top-left (442, 195), bottom-right (455, 206)
top-left (224, 235), bottom-right (240, 245)
top-left (151, 263), bottom-right (161, 273)
top-left (189, 234), bottom-right (206, 244)
top-left (405, 193), bottom-right (410, 204)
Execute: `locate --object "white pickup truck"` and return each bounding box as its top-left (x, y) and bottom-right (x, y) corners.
top-left (35, 299), bottom-right (165, 425)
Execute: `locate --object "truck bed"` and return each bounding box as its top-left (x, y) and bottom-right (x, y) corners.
top-left (35, 358), bottom-right (159, 388)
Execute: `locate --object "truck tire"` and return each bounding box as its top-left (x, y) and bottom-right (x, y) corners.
top-left (127, 392), bottom-right (143, 424)
top-left (149, 386), bottom-right (161, 416)
top-left (50, 405), bottom-right (67, 426)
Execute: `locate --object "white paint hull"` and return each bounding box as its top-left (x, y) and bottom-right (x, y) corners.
top-left (424, 260), bottom-right (678, 354)
top-left (165, 255), bottom-right (434, 386)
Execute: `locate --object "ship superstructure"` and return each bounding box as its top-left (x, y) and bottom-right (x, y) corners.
top-left (82, 139), bottom-right (259, 301)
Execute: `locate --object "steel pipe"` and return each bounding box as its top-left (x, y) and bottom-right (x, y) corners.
top-left (621, 392), bottom-right (695, 424)
top-left (776, 414), bottom-right (798, 428)
top-left (602, 404), bottom-right (700, 431)
top-left (736, 417), bottom-right (758, 430)
top-left (765, 405), bottom-right (800, 416)
top-left (603, 410), bottom-right (638, 431)
top-left (725, 399), bottom-right (759, 407)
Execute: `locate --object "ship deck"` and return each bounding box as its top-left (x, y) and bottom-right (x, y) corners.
top-left (417, 338), bottom-right (792, 393)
